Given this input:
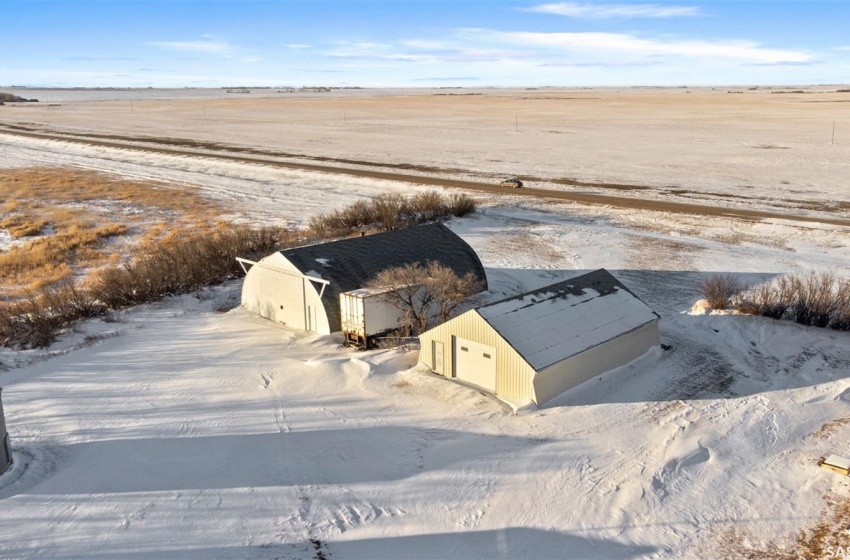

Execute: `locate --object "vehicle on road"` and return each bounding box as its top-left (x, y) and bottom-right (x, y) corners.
top-left (500, 178), bottom-right (523, 188)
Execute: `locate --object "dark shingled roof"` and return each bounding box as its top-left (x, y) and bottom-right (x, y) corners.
top-left (280, 223), bottom-right (488, 331)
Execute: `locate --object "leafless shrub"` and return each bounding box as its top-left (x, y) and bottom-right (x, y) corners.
top-left (699, 274), bottom-right (744, 310)
top-left (790, 272), bottom-right (837, 327)
top-left (309, 192), bottom-right (477, 239)
top-left (369, 261), bottom-right (484, 336)
top-left (0, 225), bottom-right (288, 349)
top-left (734, 277), bottom-right (794, 319)
top-left (831, 279), bottom-right (850, 331)
top-left (371, 193), bottom-right (411, 231)
top-left (729, 272), bottom-right (850, 331)
top-left (446, 193), bottom-right (476, 217)
top-left (0, 282), bottom-right (105, 349)
top-left (410, 191), bottom-right (446, 221)
top-left (369, 265), bottom-right (432, 336)
top-left (93, 225), bottom-right (288, 308)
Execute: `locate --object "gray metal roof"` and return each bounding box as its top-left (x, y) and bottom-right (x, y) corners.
top-left (281, 223), bottom-right (488, 331)
top-left (478, 269), bottom-right (659, 371)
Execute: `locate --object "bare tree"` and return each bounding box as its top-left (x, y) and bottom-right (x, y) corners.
top-left (369, 263), bottom-right (434, 336)
top-left (424, 261), bottom-right (484, 324)
top-left (369, 261), bottom-right (484, 336)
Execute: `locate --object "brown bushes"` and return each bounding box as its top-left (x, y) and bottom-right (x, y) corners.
top-left (308, 192), bottom-right (476, 238)
top-left (92, 226), bottom-right (288, 308)
top-left (0, 282), bottom-right (105, 349)
top-left (0, 185), bottom-right (480, 349)
top-left (700, 272), bottom-right (850, 331)
top-left (0, 225), bottom-right (288, 348)
top-left (699, 274), bottom-right (742, 310)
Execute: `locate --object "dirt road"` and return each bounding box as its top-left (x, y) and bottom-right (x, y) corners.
top-left (2, 125), bottom-right (849, 228)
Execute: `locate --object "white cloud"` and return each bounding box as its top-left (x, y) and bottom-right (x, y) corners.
top-left (402, 40), bottom-right (450, 50)
top-left (148, 40), bottom-right (232, 54)
top-left (525, 2), bottom-right (700, 19)
top-left (325, 42), bottom-right (396, 59)
top-left (462, 29), bottom-right (811, 63)
top-left (286, 44), bottom-right (311, 50)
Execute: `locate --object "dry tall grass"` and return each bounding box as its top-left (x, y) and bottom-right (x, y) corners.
top-left (0, 167), bottom-right (219, 212)
top-left (719, 495), bottom-right (850, 559)
top-left (1, 179), bottom-right (481, 348)
top-left (0, 167), bottom-right (225, 299)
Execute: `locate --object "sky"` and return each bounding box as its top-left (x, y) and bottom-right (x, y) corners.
top-left (2, 0), bottom-right (849, 88)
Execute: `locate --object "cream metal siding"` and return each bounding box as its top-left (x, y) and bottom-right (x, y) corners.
top-left (418, 310), bottom-right (537, 402)
top-left (533, 319), bottom-right (660, 405)
top-left (420, 312), bottom-right (659, 406)
top-left (454, 337), bottom-right (497, 392)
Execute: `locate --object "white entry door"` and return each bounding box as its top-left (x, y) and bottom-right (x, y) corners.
top-left (454, 337), bottom-right (497, 392)
top-left (432, 341), bottom-right (445, 374)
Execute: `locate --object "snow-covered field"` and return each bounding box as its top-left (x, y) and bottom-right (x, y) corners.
top-left (1, 93), bottom-right (850, 559)
top-left (2, 87), bottom-right (849, 212)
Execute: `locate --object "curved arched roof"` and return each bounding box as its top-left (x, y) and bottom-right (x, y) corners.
top-left (280, 223), bottom-right (488, 331)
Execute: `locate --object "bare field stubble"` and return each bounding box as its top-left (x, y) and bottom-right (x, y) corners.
top-left (2, 88), bottom-right (848, 212)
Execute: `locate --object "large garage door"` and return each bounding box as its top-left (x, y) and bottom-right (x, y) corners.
top-left (454, 337), bottom-right (497, 392)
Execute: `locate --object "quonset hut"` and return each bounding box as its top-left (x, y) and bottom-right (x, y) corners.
top-left (239, 223), bottom-right (488, 335)
top-left (0, 388), bottom-right (12, 475)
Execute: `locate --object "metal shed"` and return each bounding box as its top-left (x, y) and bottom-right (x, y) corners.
top-left (418, 269), bottom-right (660, 406)
top-left (239, 223), bottom-right (488, 335)
top-left (0, 387), bottom-right (12, 475)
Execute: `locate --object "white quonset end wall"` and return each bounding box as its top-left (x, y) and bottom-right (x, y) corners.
top-left (240, 253), bottom-right (331, 334)
top-left (0, 387), bottom-right (11, 475)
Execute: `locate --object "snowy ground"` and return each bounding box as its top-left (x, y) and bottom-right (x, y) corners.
top-left (2, 87), bottom-right (849, 213)
top-left (1, 105), bottom-right (850, 559)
